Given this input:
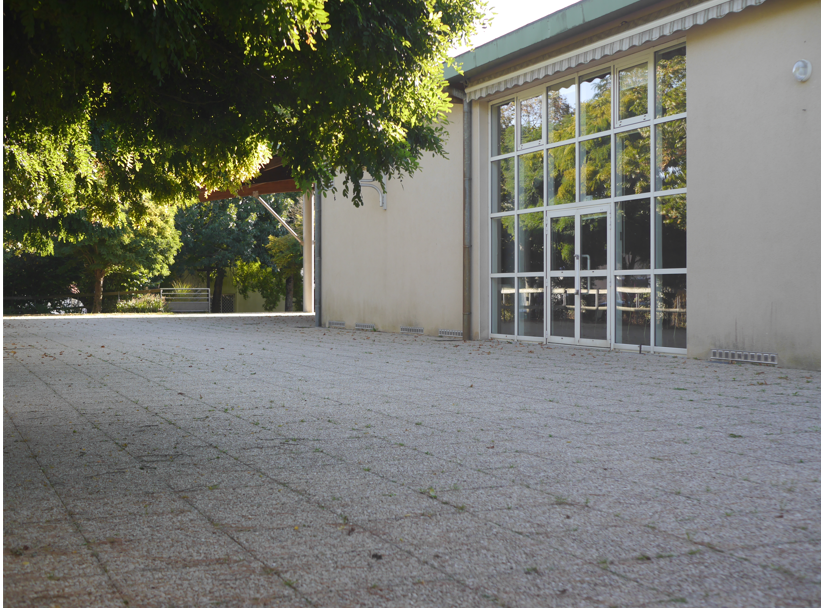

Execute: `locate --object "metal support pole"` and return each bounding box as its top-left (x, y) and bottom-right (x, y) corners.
top-left (463, 98), bottom-right (473, 341)
top-left (302, 190), bottom-right (314, 313)
top-left (314, 186), bottom-right (322, 327)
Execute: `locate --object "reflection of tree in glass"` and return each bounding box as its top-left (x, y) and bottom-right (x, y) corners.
top-left (617, 127), bottom-right (651, 196)
top-left (551, 216), bottom-right (575, 270)
top-left (619, 64), bottom-right (648, 120)
top-left (518, 212), bottom-right (544, 272)
top-left (521, 97), bottom-right (543, 144)
top-left (657, 194), bottom-right (687, 269)
top-left (658, 195), bottom-right (686, 229)
top-left (548, 86), bottom-right (575, 143)
top-left (548, 145), bottom-right (575, 204)
top-left (494, 216), bottom-right (516, 273)
top-left (581, 136), bottom-right (611, 200)
top-left (494, 158), bottom-right (515, 212)
top-left (657, 119), bottom-right (686, 190)
top-left (656, 50), bottom-right (686, 117)
top-left (581, 73), bottom-right (611, 135)
top-left (495, 102), bottom-right (516, 155)
top-left (616, 200), bottom-right (650, 270)
top-left (519, 152), bottom-right (544, 208)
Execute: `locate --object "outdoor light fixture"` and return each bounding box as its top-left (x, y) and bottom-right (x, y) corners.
top-left (793, 59), bottom-right (812, 82)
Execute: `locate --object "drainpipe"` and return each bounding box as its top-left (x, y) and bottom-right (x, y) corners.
top-left (461, 95), bottom-right (473, 342)
top-left (302, 190), bottom-right (314, 312)
top-left (314, 185), bottom-right (322, 327)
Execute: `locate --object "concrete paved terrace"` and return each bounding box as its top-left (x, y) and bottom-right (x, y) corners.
top-left (4, 314), bottom-right (820, 607)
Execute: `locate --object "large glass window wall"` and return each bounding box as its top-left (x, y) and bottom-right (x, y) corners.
top-left (489, 42), bottom-right (687, 351)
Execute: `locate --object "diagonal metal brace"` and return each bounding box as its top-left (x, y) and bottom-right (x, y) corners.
top-left (252, 191), bottom-right (303, 245)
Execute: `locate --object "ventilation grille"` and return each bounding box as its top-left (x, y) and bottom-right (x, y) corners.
top-left (328, 320), bottom-right (345, 329)
top-left (439, 329), bottom-right (463, 338)
top-left (400, 326), bottom-right (424, 335)
top-left (355, 323), bottom-right (375, 331)
top-left (710, 349), bottom-right (778, 366)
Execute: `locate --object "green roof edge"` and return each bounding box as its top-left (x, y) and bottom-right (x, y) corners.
top-left (445, 0), bottom-right (660, 83)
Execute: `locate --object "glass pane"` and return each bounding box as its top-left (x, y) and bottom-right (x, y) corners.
top-left (656, 45), bottom-right (686, 117)
top-left (547, 79), bottom-right (576, 143)
top-left (616, 199), bottom-right (650, 270)
top-left (615, 275), bottom-right (651, 345)
top-left (580, 136), bottom-right (610, 201)
top-left (492, 277), bottom-right (516, 335)
top-left (616, 127), bottom-right (650, 196)
top-left (550, 216), bottom-right (575, 271)
top-left (518, 212), bottom-right (544, 273)
top-left (656, 119), bottom-right (687, 190)
top-left (519, 277), bottom-right (545, 338)
top-left (491, 158), bottom-right (514, 213)
top-left (580, 276), bottom-right (608, 340)
top-left (655, 275), bottom-right (686, 348)
top-left (580, 71), bottom-right (611, 135)
top-left (618, 63), bottom-right (648, 121)
top-left (580, 212), bottom-right (607, 270)
top-left (550, 277), bottom-right (575, 338)
top-left (520, 95), bottom-right (543, 145)
top-left (547, 143), bottom-right (575, 205)
top-left (491, 217), bottom-right (515, 274)
top-left (656, 195), bottom-right (687, 269)
top-left (518, 151), bottom-right (544, 209)
top-left (492, 101), bottom-right (515, 156)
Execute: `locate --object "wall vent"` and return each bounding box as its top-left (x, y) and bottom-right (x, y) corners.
top-left (328, 320), bottom-right (346, 329)
top-left (710, 349), bottom-right (778, 366)
top-left (439, 329), bottom-right (463, 338)
top-left (355, 323), bottom-right (375, 331)
top-left (400, 326), bottom-right (424, 335)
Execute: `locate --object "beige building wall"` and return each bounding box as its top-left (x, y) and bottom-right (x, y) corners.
top-left (688, 0), bottom-right (821, 369)
top-left (321, 104), bottom-right (465, 335)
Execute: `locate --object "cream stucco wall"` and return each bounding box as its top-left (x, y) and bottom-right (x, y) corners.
top-left (321, 105), bottom-right (465, 335)
top-left (688, 0), bottom-right (821, 369)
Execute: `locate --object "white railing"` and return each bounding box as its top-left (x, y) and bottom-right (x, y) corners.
top-left (160, 288), bottom-right (211, 313)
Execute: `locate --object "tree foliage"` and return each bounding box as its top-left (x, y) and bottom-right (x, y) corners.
top-left (4, 0), bottom-right (487, 239)
top-left (172, 194), bottom-right (302, 311)
top-left (52, 205), bottom-right (182, 313)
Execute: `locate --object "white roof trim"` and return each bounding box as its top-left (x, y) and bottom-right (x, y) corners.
top-left (465, 0), bottom-right (767, 102)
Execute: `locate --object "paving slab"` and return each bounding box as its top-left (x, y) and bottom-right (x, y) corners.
top-left (4, 313), bottom-right (821, 607)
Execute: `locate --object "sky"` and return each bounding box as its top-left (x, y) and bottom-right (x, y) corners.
top-left (450, 0), bottom-right (580, 57)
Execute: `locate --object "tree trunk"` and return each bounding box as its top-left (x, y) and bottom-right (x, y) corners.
top-left (285, 275), bottom-right (294, 312)
top-left (212, 267), bottom-right (225, 312)
top-left (92, 269), bottom-right (105, 314)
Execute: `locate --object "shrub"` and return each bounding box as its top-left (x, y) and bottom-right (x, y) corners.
top-left (115, 293), bottom-right (168, 313)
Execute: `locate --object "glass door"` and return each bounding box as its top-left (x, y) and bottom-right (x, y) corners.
top-left (547, 206), bottom-right (610, 347)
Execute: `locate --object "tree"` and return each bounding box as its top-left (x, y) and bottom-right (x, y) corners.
top-left (52, 205), bottom-right (182, 313)
top-left (4, 0), bottom-right (487, 241)
top-left (172, 194), bottom-right (300, 312)
top-left (266, 198), bottom-right (305, 311)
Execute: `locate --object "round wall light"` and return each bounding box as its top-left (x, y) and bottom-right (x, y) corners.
top-left (793, 59), bottom-right (812, 82)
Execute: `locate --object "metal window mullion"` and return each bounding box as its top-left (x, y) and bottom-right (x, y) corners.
top-left (613, 192), bottom-right (653, 203)
top-left (655, 112), bottom-right (687, 125)
top-left (574, 211), bottom-right (581, 343)
top-left (608, 202), bottom-right (614, 351)
top-left (490, 150), bottom-right (517, 162)
top-left (649, 52), bottom-right (658, 353)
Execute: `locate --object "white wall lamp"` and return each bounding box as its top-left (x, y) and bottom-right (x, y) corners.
top-left (793, 59), bottom-right (812, 82)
